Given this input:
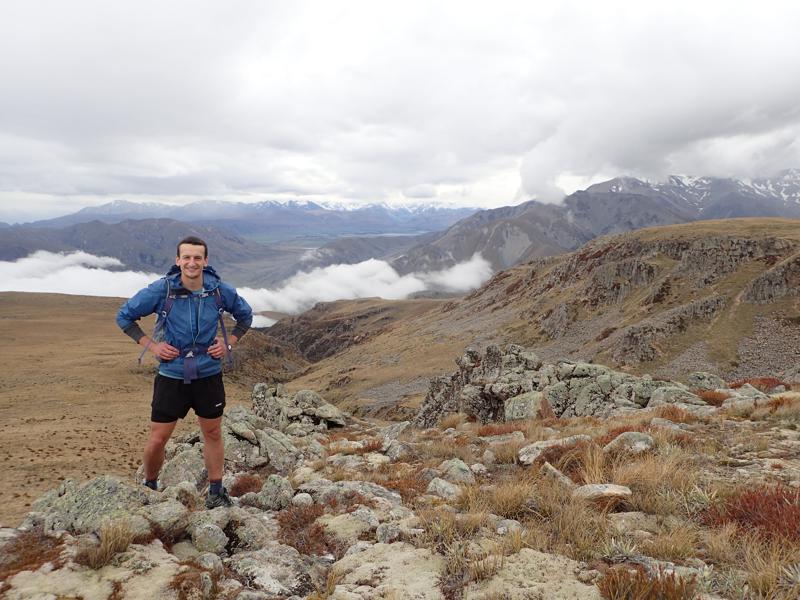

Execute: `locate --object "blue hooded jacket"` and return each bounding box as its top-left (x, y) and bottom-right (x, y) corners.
top-left (116, 265), bottom-right (253, 380)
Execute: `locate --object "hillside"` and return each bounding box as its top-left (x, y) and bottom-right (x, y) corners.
top-left (276, 218), bottom-right (800, 416)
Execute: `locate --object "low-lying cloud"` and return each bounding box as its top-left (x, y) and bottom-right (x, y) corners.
top-left (0, 251), bottom-right (493, 323)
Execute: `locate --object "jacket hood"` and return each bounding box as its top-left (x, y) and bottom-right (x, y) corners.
top-left (165, 265), bottom-right (221, 290)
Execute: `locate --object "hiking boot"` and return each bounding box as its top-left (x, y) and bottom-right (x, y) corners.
top-left (205, 487), bottom-right (233, 509)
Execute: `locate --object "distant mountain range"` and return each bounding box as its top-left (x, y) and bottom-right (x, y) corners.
top-left (3, 171), bottom-right (799, 287)
top-left (391, 170), bottom-right (800, 273)
top-left (24, 199), bottom-right (477, 241)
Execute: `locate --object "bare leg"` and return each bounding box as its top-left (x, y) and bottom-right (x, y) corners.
top-left (143, 421), bottom-right (178, 480)
top-left (198, 416), bottom-right (225, 482)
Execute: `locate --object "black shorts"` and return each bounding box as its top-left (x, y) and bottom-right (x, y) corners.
top-left (151, 373), bottom-right (226, 423)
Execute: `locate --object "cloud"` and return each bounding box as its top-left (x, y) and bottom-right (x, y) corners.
top-left (0, 251), bottom-right (492, 317)
top-left (240, 253), bottom-right (492, 314)
top-left (0, 251), bottom-right (160, 297)
top-left (1, 2), bottom-right (800, 222)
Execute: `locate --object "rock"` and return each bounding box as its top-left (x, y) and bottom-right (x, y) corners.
top-left (497, 519), bottom-right (522, 535)
top-left (438, 458), bottom-right (476, 485)
top-left (732, 383), bottom-right (769, 400)
top-left (195, 552), bottom-right (224, 577)
top-left (376, 523), bottom-right (402, 544)
top-left (36, 475), bottom-right (155, 535)
top-left (380, 421), bottom-right (411, 447)
top-left (686, 372), bottom-right (726, 391)
top-left (191, 522), bottom-right (229, 555)
top-left (302, 480), bottom-right (403, 507)
top-left (504, 391), bottom-right (551, 421)
top-left (603, 431), bottom-right (656, 456)
top-left (254, 428), bottom-right (301, 473)
top-left (518, 435), bottom-right (592, 466)
top-left (648, 386), bottom-right (706, 407)
top-left (572, 484), bottom-right (632, 507)
top-left (539, 461), bottom-right (576, 492)
top-left (470, 463), bottom-right (488, 476)
top-left (225, 544), bottom-right (313, 597)
top-left (649, 418), bottom-right (685, 432)
top-left (331, 542), bottom-right (444, 600)
top-left (291, 493), bottom-right (314, 507)
top-left (427, 478), bottom-right (461, 500)
top-left (159, 448), bottom-right (207, 490)
top-left (462, 548), bottom-right (601, 599)
top-left (241, 474), bottom-right (294, 510)
top-left (319, 509), bottom-right (377, 545)
top-left (137, 499), bottom-right (190, 540)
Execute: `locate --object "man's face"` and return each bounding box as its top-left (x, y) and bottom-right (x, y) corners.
top-left (176, 244), bottom-right (208, 281)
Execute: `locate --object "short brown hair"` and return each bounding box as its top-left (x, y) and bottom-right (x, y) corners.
top-left (176, 236), bottom-right (208, 258)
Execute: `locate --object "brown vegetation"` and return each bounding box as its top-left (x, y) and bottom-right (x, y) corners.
top-left (277, 504), bottom-right (347, 559)
top-left (74, 520), bottom-right (135, 569)
top-left (701, 484), bottom-right (800, 542)
top-left (229, 473), bottom-right (264, 497)
top-left (0, 526), bottom-right (65, 591)
top-left (597, 566), bottom-right (696, 600)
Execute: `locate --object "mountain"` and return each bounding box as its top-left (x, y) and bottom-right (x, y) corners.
top-left (25, 199), bottom-right (476, 241)
top-left (0, 219), bottom-right (283, 280)
top-left (391, 171), bottom-right (800, 274)
top-left (269, 218), bottom-right (800, 416)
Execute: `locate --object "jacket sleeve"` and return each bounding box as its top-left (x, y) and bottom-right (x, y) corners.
top-left (220, 283), bottom-right (253, 339)
top-left (116, 279), bottom-right (167, 343)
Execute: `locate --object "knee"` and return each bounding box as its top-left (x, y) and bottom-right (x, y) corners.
top-left (202, 425), bottom-right (222, 444)
top-left (147, 432), bottom-right (171, 450)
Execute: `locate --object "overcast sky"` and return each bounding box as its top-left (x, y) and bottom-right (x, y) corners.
top-left (1, 1), bottom-right (799, 222)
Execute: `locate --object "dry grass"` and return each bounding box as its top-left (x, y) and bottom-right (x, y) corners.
top-left (651, 405), bottom-right (701, 424)
top-left (229, 473), bottom-right (263, 497)
top-left (694, 389), bottom-right (733, 407)
top-left (457, 478), bottom-right (538, 520)
top-left (74, 520), bottom-right (135, 569)
top-left (641, 525), bottom-right (700, 563)
top-left (366, 464), bottom-right (430, 505)
top-left (306, 567), bottom-right (344, 600)
top-left (597, 565), bottom-right (697, 600)
top-left (476, 421), bottom-right (528, 437)
top-left (523, 478), bottom-right (612, 561)
top-left (490, 439), bottom-right (527, 465)
top-left (0, 526), bottom-right (65, 588)
top-left (440, 413), bottom-right (468, 430)
top-left (277, 504), bottom-right (347, 559)
top-left (748, 394), bottom-right (800, 421)
top-left (169, 567), bottom-right (217, 600)
top-left (610, 444), bottom-right (699, 515)
top-left (539, 440), bottom-right (608, 485)
top-left (729, 377), bottom-right (790, 393)
top-left (417, 439), bottom-right (476, 463)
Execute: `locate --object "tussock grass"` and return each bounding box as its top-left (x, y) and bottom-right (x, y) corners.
top-left (610, 444), bottom-right (699, 515)
top-left (597, 565), bottom-right (697, 600)
top-left (440, 413), bottom-right (468, 430)
top-left (641, 524), bottom-right (700, 563)
top-left (169, 567), bottom-right (217, 600)
top-left (418, 439), bottom-right (476, 463)
top-left (457, 478), bottom-right (538, 521)
top-left (524, 479), bottom-right (612, 561)
top-left (74, 520), bottom-right (135, 569)
top-left (651, 405), bottom-right (701, 424)
top-left (490, 440), bottom-right (527, 465)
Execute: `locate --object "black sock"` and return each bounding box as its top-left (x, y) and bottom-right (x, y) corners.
top-left (144, 479), bottom-right (158, 491)
top-left (209, 480), bottom-right (222, 495)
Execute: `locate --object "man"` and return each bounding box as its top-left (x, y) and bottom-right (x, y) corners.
top-left (117, 236), bottom-right (253, 508)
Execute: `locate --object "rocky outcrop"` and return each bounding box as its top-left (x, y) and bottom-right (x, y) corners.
top-left (252, 383), bottom-right (347, 435)
top-left (742, 252), bottom-right (800, 304)
top-left (414, 344), bottom-right (699, 427)
top-left (612, 295), bottom-right (726, 363)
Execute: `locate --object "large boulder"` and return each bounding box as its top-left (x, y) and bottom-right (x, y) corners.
top-left (30, 476), bottom-right (156, 535)
top-left (225, 543), bottom-right (314, 597)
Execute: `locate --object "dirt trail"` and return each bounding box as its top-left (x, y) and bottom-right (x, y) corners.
top-left (0, 292), bottom-right (254, 527)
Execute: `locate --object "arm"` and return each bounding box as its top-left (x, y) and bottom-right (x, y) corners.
top-left (117, 279), bottom-right (179, 360)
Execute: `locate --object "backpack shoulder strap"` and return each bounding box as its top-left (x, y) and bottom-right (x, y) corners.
top-left (138, 278), bottom-right (173, 364)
